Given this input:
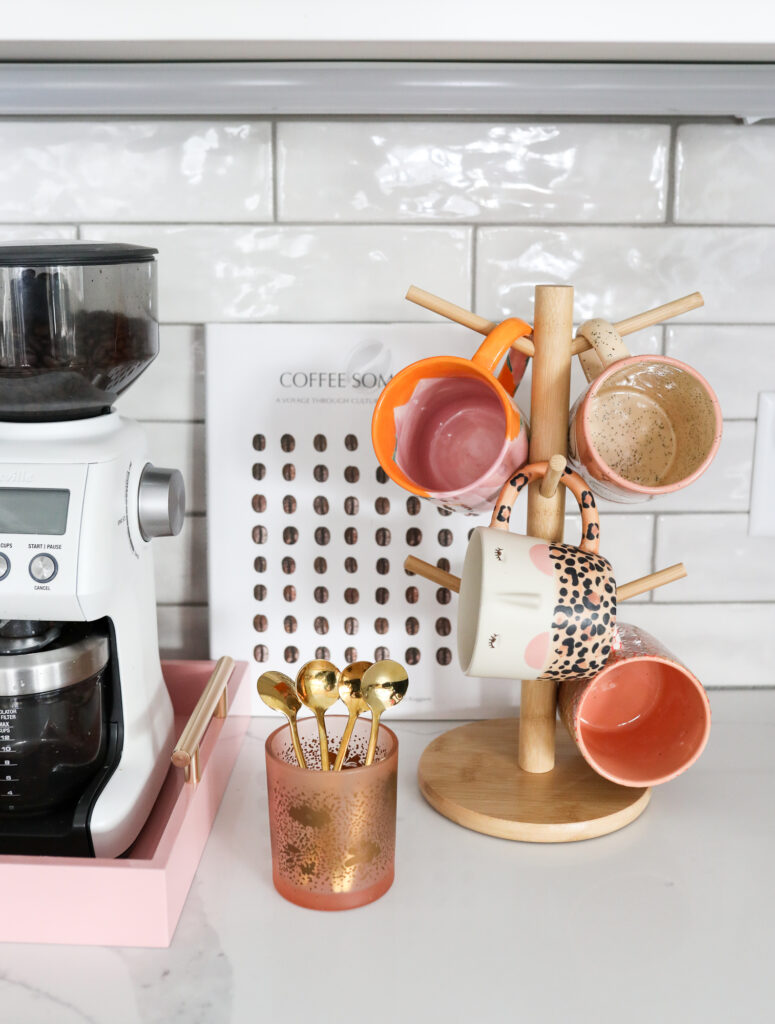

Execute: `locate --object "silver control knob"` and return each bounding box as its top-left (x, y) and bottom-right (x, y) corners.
top-left (0, 553), bottom-right (9, 581)
top-left (138, 464), bottom-right (186, 541)
top-left (29, 553), bottom-right (57, 583)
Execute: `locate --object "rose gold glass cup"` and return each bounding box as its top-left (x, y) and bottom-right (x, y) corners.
top-left (265, 715), bottom-right (398, 911)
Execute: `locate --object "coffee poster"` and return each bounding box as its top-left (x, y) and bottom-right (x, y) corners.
top-left (205, 323), bottom-right (528, 717)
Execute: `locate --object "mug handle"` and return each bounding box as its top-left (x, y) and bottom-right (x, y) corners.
top-left (489, 461), bottom-right (601, 554)
top-left (576, 318), bottom-right (631, 383)
top-left (471, 318), bottom-right (533, 384)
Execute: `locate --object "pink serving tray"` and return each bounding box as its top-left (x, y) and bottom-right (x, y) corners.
top-left (0, 659), bottom-right (251, 948)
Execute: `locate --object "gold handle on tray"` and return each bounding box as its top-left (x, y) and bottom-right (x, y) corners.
top-left (171, 655), bottom-right (235, 786)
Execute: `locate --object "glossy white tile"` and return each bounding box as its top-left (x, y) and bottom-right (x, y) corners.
top-left (0, 226), bottom-right (76, 239)
top-left (81, 224), bottom-right (471, 322)
top-left (116, 325), bottom-right (205, 422)
top-left (154, 515), bottom-right (207, 604)
top-left (675, 125), bottom-right (775, 224)
top-left (0, 121), bottom-right (272, 222)
top-left (278, 122), bottom-right (668, 223)
top-left (144, 422), bottom-right (206, 513)
top-left (614, 602), bottom-right (775, 687)
top-left (564, 513), bottom-right (654, 601)
top-left (476, 226), bottom-right (775, 324)
top-left (666, 325), bottom-right (775, 419)
top-left (654, 513), bottom-right (771, 601)
top-left (157, 604), bottom-right (210, 661)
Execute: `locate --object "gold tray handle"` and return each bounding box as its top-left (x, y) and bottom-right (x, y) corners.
top-left (171, 656), bottom-right (236, 786)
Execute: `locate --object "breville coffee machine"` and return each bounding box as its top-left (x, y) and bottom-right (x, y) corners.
top-left (0, 241), bottom-right (184, 857)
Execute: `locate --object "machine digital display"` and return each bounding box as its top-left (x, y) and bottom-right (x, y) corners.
top-left (0, 488), bottom-right (70, 535)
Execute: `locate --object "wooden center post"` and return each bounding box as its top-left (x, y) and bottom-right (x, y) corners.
top-left (518, 285), bottom-right (574, 773)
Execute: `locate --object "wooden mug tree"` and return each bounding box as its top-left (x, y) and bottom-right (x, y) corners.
top-left (409, 283), bottom-right (702, 841)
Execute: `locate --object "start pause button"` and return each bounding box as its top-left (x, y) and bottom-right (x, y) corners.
top-left (29, 553), bottom-right (58, 583)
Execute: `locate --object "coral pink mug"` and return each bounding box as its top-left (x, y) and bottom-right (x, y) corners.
top-left (558, 623), bottom-right (711, 788)
top-left (568, 318), bottom-right (723, 503)
top-left (457, 462), bottom-right (617, 681)
top-left (371, 318), bottom-right (531, 514)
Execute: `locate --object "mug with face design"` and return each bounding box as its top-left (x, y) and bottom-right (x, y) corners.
top-left (558, 623), bottom-right (711, 788)
top-left (371, 318), bottom-right (531, 515)
top-left (568, 318), bottom-right (723, 503)
top-left (457, 462), bottom-right (617, 682)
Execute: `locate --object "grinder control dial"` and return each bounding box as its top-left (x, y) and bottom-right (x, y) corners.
top-left (137, 464), bottom-right (186, 541)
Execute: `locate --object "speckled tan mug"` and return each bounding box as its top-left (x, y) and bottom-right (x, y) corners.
top-left (568, 318), bottom-right (722, 504)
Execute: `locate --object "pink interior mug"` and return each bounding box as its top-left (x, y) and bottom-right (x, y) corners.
top-left (558, 623), bottom-right (711, 788)
top-left (371, 318), bottom-right (531, 514)
top-left (568, 318), bottom-right (723, 503)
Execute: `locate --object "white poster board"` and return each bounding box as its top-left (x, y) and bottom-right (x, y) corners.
top-left (205, 323), bottom-right (526, 717)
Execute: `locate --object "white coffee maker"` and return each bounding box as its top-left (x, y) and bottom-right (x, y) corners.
top-left (0, 241), bottom-right (184, 857)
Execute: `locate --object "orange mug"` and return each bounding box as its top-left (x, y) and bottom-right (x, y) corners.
top-left (371, 318), bottom-right (531, 514)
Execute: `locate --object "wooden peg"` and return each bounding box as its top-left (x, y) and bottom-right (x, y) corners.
top-left (571, 292), bottom-right (704, 355)
top-left (406, 285), bottom-right (535, 358)
top-left (539, 454), bottom-right (567, 499)
top-left (403, 557), bottom-right (687, 606)
top-left (405, 285), bottom-right (703, 358)
top-left (616, 562), bottom-right (687, 603)
top-left (404, 555), bottom-right (460, 593)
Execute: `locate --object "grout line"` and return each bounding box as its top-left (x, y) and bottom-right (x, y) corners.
top-left (61, 219), bottom-right (775, 230)
top-left (470, 227), bottom-right (478, 314)
top-left (665, 123), bottom-right (678, 225)
top-left (271, 121), bottom-right (279, 223)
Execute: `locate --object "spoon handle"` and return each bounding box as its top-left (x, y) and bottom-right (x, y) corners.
top-left (365, 710), bottom-right (382, 767)
top-left (288, 712), bottom-right (308, 769)
top-left (316, 710), bottom-right (331, 771)
top-left (333, 710), bottom-right (358, 772)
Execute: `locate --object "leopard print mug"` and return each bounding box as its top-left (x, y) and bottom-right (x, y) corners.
top-left (457, 462), bottom-right (616, 681)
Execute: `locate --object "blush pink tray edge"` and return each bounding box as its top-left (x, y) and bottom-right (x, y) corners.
top-left (0, 659), bottom-right (252, 948)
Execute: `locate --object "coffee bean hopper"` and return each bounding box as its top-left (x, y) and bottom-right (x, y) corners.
top-left (0, 241), bottom-right (184, 857)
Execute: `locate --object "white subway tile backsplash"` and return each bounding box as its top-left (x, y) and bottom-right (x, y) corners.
top-left (0, 115), bottom-right (761, 691)
top-left (116, 325), bottom-right (205, 421)
top-left (157, 604), bottom-right (210, 661)
top-left (614, 603), bottom-right (775, 687)
top-left (476, 226), bottom-right (775, 324)
top-left (277, 122), bottom-right (669, 224)
top-left (675, 125), bottom-right (775, 225)
top-left (0, 121), bottom-right (272, 223)
top-left (654, 513), bottom-right (770, 602)
top-left (666, 325), bottom-right (775, 419)
top-left (144, 422), bottom-right (206, 513)
top-left (81, 224), bottom-right (471, 322)
top-left (154, 515), bottom-right (208, 604)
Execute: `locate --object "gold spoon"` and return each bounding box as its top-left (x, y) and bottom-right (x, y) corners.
top-left (361, 660), bottom-right (409, 766)
top-left (257, 671), bottom-right (308, 768)
top-left (296, 660), bottom-right (340, 771)
top-left (333, 661), bottom-right (371, 772)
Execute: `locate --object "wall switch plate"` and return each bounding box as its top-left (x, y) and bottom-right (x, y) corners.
top-left (749, 392), bottom-right (775, 536)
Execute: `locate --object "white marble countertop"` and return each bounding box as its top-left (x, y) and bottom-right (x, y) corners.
top-left (2, 690), bottom-right (774, 1024)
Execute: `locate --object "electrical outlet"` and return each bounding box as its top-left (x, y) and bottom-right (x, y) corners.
top-left (749, 392), bottom-right (775, 536)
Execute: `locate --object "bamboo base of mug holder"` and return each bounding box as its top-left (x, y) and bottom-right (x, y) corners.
top-left (418, 718), bottom-right (651, 842)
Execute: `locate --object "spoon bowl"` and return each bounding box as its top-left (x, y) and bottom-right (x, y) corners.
top-left (257, 670), bottom-right (308, 768)
top-left (296, 660), bottom-right (340, 770)
top-left (361, 660), bottom-right (409, 765)
top-left (333, 661), bottom-right (372, 771)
